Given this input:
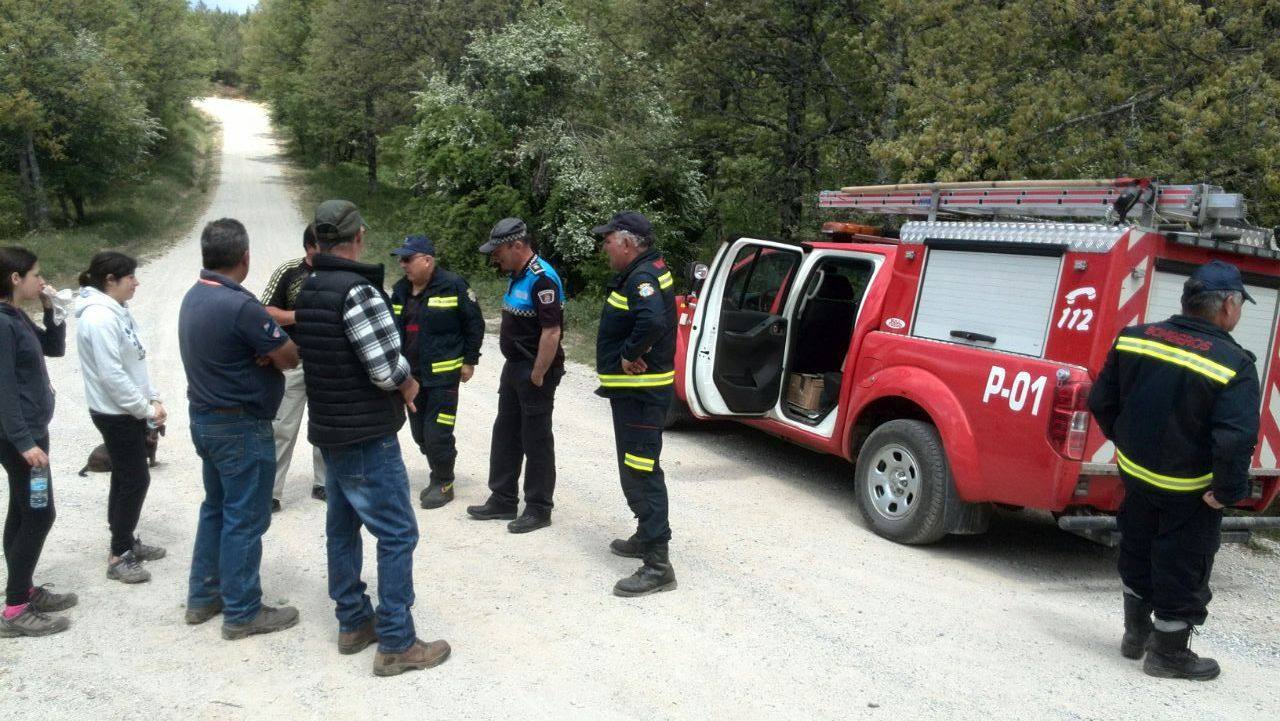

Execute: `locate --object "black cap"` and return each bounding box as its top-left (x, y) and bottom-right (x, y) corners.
top-left (479, 217), bottom-right (527, 253)
top-left (592, 210), bottom-right (652, 239)
top-left (390, 234), bottom-right (436, 257)
top-left (314, 200), bottom-right (366, 242)
top-left (1184, 259), bottom-right (1256, 304)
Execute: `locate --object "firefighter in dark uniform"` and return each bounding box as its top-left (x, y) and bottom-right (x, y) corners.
top-left (467, 218), bottom-right (566, 534)
top-left (389, 235), bottom-right (484, 509)
top-left (592, 211), bottom-right (678, 596)
top-left (1089, 259), bottom-right (1260, 681)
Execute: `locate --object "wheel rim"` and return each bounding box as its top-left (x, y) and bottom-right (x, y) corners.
top-left (865, 443), bottom-right (921, 521)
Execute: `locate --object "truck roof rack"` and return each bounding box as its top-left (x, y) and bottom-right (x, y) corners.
top-left (819, 178), bottom-right (1277, 252)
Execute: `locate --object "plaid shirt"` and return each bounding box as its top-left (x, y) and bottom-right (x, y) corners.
top-left (342, 284), bottom-right (410, 391)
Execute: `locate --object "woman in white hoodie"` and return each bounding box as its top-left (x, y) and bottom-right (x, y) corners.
top-left (76, 251), bottom-right (167, 584)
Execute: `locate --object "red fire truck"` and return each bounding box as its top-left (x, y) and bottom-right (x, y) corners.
top-left (672, 178), bottom-right (1280, 544)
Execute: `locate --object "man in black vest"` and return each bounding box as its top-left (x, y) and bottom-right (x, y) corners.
top-left (292, 200), bottom-right (450, 677)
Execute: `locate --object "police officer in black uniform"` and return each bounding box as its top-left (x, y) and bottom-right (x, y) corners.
top-left (1089, 259), bottom-right (1260, 681)
top-left (592, 211), bottom-right (678, 596)
top-left (467, 218), bottom-right (566, 534)
top-left (389, 235), bottom-right (484, 509)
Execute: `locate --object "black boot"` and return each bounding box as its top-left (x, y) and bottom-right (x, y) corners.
top-left (467, 499), bottom-right (517, 520)
top-left (1121, 594), bottom-right (1153, 659)
top-left (1144, 627), bottom-right (1220, 681)
top-left (613, 544), bottom-right (677, 597)
top-left (609, 533), bottom-right (644, 559)
top-left (420, 481), bottom-right (455, 509)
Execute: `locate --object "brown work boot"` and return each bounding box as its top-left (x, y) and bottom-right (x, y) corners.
top-left (338, 617), bottom-right (378, 655)
top-left (372, 638), bottom-right (451, 677)
top-left (185, 598), bottom-right (224, 625)
top-left (221, 605), bottom-right (300, 640)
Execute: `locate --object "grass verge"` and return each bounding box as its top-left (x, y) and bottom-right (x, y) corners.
top-left (290, 161), bottom-right (602, 366)
top-left (4, 108), bottom-right (220, 289)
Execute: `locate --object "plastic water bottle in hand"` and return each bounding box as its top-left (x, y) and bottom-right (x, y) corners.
top-left (41, 286), bottom-right (75, 325)
top-left (29, 466), bottom-right (49, 509)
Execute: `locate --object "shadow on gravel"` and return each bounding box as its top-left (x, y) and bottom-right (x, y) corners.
top-left (670, 420), bottom-right (1119, 584)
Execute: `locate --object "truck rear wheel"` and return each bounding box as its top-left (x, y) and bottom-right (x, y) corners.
top-left (854, 419), bottom-right (955, 545)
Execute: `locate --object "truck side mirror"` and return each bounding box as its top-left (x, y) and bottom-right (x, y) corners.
top-left (686, 262), bottom-right (709, 296)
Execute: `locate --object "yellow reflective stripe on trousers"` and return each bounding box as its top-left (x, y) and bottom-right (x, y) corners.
top-left (436, 412), bottom-right (456, 426)
top-left (624, 453), bottom-right (655, 472)
top-left (1115, 448), bottom-right (1212, 491)
top-left (428, 296), bottom-right (458, 308)
top-left (657, 271), bottom-right (673, 290)
top-left (1115, 337), bottom-right (1236, 385)
top-left (431, 357), bottom-right (464, 373)
top-left (598, 370), bottom-right (675, 387)
top-left (606, 291), bottom-right (629, 311)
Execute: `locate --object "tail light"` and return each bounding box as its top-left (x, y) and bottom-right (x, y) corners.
top-left (1048, 379), bottom-right (1091, 460)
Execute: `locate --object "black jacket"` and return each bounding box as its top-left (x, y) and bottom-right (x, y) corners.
top-left (1089, 314), bottom-right (1260, 505)
top-left (293, 255), bottom-right (405, 447)
top-left (595, 249), bottom-right (677, 402)
top-left (0, 303), bottom-right (65, 452)
top-left (390, 269), bottom-right (484, 387)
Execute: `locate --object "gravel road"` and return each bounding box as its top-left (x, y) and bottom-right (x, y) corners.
top-left (0, 99), bottom-right (1275, 721)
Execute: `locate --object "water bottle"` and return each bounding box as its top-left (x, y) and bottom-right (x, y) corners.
top-left (29, 466), bottom-right (49, 509)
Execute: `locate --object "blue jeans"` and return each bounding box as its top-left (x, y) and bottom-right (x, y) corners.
top-left (187, 412), bottom-right (275, 624)
top-left (322, 435), bottom-right (419, 653)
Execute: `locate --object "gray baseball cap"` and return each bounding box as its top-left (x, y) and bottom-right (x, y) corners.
top-left (479, 217), bottom-right (528, 253)
top-left (314, 200), bottom-right (366, 242)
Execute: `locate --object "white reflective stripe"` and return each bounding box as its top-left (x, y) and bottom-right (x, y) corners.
top-left (1270, 384), bottom-right (1280, 435)
top-left (1261, 438), bottom-right (1276, 469)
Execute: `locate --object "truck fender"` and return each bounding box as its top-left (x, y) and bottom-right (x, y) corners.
top-left (843, 364), bottom-right (983, 502)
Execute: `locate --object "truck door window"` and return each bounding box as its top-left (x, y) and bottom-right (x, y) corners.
top-left (724, 247), bottom-right (799, 314)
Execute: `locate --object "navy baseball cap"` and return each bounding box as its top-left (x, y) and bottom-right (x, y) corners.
top-left (592, 210), bottom-right (652, 239)
top-left (1184, 259), bottom-right (1256, 304)
top-left (390, 234), bottom-right (436, 257)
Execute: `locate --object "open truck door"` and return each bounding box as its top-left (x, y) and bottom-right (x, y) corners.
top-left (685, 238), bottom-right (803, 417)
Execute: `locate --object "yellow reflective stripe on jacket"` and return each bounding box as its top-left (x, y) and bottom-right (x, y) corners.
top-left (606, 291), bottom-right (629, 311)
top-left (431, 357), bottom-right (464, 373)
top-left (623, 453), bottom-right (655, 472)
top-left (1115, 337), bottom-right (1236, 385)
top-left (1115, 448), bottom-right (1212, 492)
top-left (598, 370), bottom-right (675, 388)
top-left (392, 304), bottom-right (403, 315)
top-left (436, 412), bottom-right (456, 426)
top-left (427, 296), bottom-right (458, 308)
top-left (657, 271), bottom-right (673, 290)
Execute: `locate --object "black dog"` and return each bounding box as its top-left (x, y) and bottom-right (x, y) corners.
top-left (78, 424), bottom-right (165, 476)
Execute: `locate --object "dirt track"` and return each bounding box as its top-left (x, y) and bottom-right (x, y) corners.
top-left (0, 98), bottom-right (1275, 721)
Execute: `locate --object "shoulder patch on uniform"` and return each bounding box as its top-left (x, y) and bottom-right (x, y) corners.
top-left (652, 258), bottom-right (667, 269)
top-left (637, 282), bottom-right (655, 298)
top-left (537, 288), bottom-right (556, 305)
top-left (529, 259), bottom-right (545, 275)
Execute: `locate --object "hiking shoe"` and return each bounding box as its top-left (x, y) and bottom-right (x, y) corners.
top-left (609, 534), bottom-right (645, 559)
top-left (107, 551), bottom-right (151, 584)
top-left (28, 585), bottom-right (78, 613)
top-left (131, 536), bottom-right (167, 562)
top-left (372, 639), bottom-right (451, 677)
top-left (338, 617), bottom-right (378, 655)
top-left (467, 501), bottom-right (517, 521)
top-left (221, 605), bottom-right (300, 640)
top-left (185, 598), bottom-right (224, 625)
top-left (0, 606), bottom-right (70, 638)
top-left (1144, 628), bottom-right (1220, 681)
top-left (507, 512), bottom-right (551, 534)
top-left (311, 485), bottom-right (327, 501)
top-left (420, 482), bottom-right (455, 510)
